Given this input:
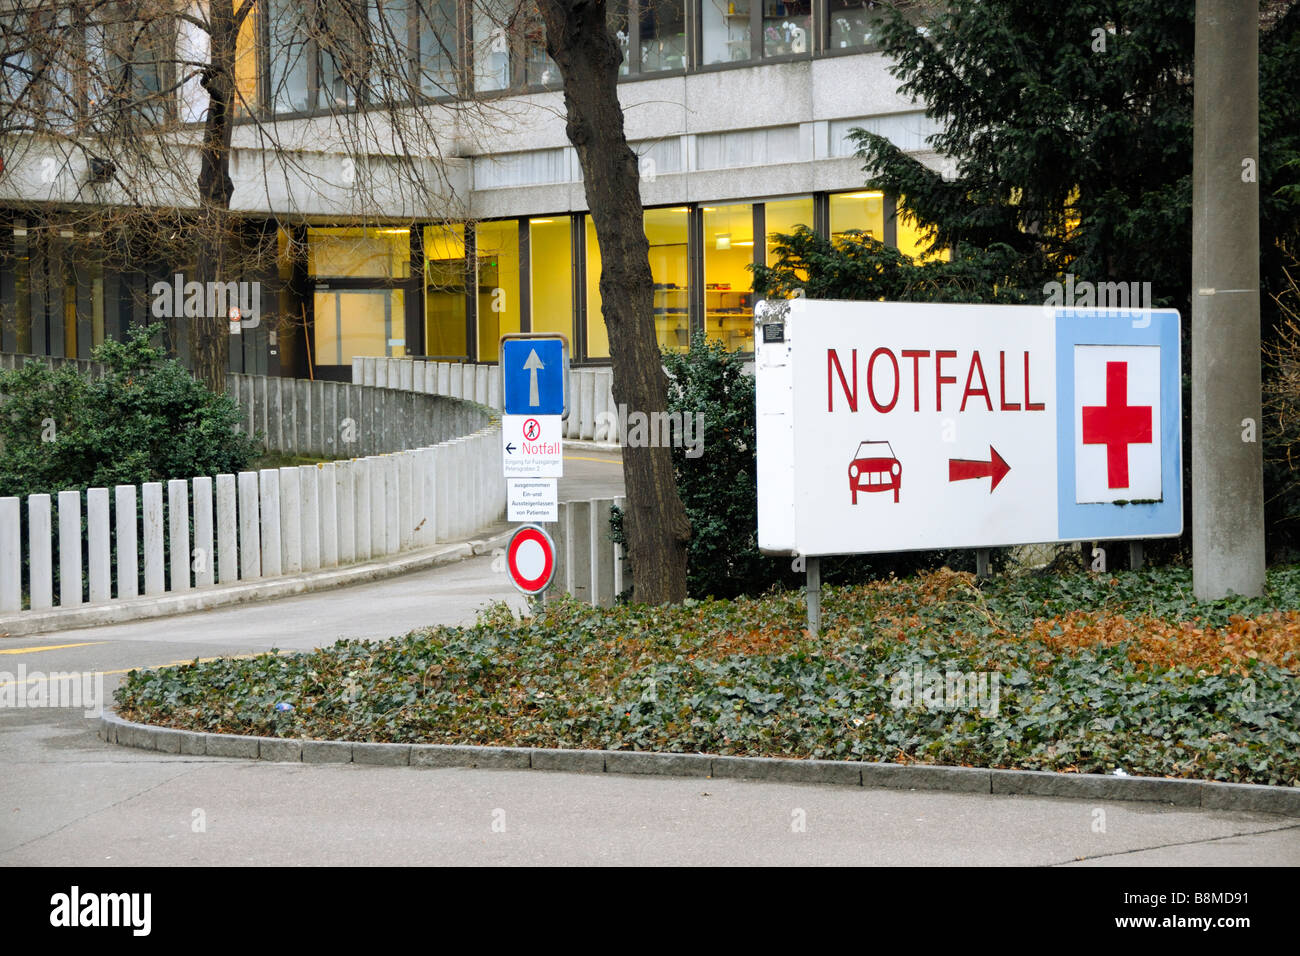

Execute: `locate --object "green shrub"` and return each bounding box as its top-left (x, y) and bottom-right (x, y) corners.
top-left (0, 324), bottom-right (261, 500)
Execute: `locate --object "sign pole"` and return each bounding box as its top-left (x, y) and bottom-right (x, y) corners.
top-left (1191, 0), bottom-right (1265, 599)
top-left (806, 556), bottom-right (821, 636)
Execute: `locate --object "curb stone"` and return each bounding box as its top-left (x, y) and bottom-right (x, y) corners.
top-left (98, 711), bottom-right (1300, 816)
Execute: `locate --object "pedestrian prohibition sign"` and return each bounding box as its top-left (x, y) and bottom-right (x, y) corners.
top-left (506, 524), bottom-right (556, 594)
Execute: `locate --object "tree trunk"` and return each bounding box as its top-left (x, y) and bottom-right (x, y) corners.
top-left (192, 0), bottom-right (242, 395)
top-left (536, 0), bottom-right (691, 603)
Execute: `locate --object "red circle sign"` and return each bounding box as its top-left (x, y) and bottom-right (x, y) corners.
top-left (506, 524), bottom-right (555, 594)
top-left (522, 417), bottom-right (541, 441)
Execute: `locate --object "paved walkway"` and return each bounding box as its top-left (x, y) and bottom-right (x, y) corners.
top-left (2, 449), bottom-right (1298, 865)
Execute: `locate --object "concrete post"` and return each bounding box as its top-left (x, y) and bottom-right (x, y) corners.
top-left (192, 477), bottom-right (215, 588)
top-left (86, 487), bottom-right (111, 602)
top-left (115, 485), bottom-right (139, 598)
top-left (142, 483), bottom-right (165, 595)
top-left (216, 474), bottom-right (238, 584)
top-left (28, 495), bottom-right (52, 609)
top-left (237, 471), bottom-right (261, 580)
top-left (0, 497), bottom-right (18, 611)
top-left (1191, 0), bottom-right (1265, 598)
top-left (58, 490), bottom-right (83, 606)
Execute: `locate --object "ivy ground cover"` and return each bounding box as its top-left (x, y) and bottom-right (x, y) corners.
top-left (116, 566), bottom-right (1300, 786)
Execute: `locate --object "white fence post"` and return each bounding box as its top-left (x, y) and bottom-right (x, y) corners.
top-left (259, 469), bottom-right (282, 577)
top-left (278, 466), bottom-right (302, 574)
top-left (0, 497), bottom-right (19, 611)
top-left (193, 477), bottom-right (215, 588)
top-left (28, 494), bottom-right (53, 610)
top-left (419, 448), bottom-right (436, 548)
top-left (216, 474), bottom-right (238, 584)
top-left (299, 464), bottom-right (321, 571)
top-left (382, 456), bottom-right (399, 555)
top-left (398, 453), bottom-right (414, 551)
top-left (319, 462), bottom-right (338, 568)
top-left (115, 485), bottom-right (138, 600)
top-left (238, 471), bottom-right (261, 580)
top-left (337, 460), bottom-right (357, 563)
top-left (57, 490), bottom-right (82, 607)
top-left (87, 488), bottom-right (111, 603)
top-left (167, 479), bottom-right (190, 593)
top-left (354, 458), bottom-right (372, 561)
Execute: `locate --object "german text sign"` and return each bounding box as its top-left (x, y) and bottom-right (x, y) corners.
top-left (756, 299), bottom-right (1182, 556)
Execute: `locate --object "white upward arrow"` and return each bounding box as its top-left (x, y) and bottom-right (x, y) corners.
top-left (523, 349), bottom-right (544, 407)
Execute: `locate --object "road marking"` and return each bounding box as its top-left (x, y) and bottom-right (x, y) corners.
top-left (0, 650), bottom-right (288, 688)
top-left (0, 641), bottom-right (106, 656)
top-left (563, 455), bottom-right (622, 464)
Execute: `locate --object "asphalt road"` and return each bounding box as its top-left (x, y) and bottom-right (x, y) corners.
top-left (3, 450), bottom-right (1298, 866)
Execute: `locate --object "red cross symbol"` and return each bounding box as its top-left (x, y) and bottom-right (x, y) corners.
top-left (1082, 361), bottom-right (1152, 489)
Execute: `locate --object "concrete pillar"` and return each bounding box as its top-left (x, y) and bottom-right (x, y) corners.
top-left (336, 460), bottom-right (356, 564)
top-left (1191, 0), bottom-right (1265, 599)
top-left (216, 474), bottom-right (238, 584)
top-left (238, 471), bottom-right (261, 580)
top-left (28, 495), bottom-right (53, 610)
top-left (368, 457), bottom-right (386, 557)
top-left (192, 477), bottom-right (215, 587)
top-left (87, 488), bottom-right (111, 602)
top-left (259, 469), bottom-right (282, 577)
top-left (299, 465), bottom-right (321, 571)
top-left (398, 453), bottom-right (414, 551)
top-left (354, 459), bottom-right (372, 561)
top-left (142, 483), bottom-right (165, 596)
top-left (278, 466), bottom-right (302, 574)
top-left (0, 497), bottom-right (18, 611)
top-left (319, 462), bottom-right (338, 568)
top-left (167, 480), bottom-right (190, 592)
top-left (114, 485), bottom-right (138, 599)
top-left (58, 490), bottom-right (83, 606)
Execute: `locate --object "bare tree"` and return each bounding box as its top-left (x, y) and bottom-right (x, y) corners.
top-left (532, 0), bottom-right (690, 604)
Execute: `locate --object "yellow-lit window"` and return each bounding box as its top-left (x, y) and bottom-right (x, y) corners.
top-left (829, 190), bottom-right (884, 241)
top-left (703, 203), bottom-right (754, 352)
top-left (764, 196), bottom-right (814, 265)
top-left (424, 224), bottom-right (466, 359)
top-left (307, 227), bottom-right (411, 278)
top-left (529, 217), bottom-right (572, 339)
top-left (646, 207), bottom-right (689, 352)
top-left (584, 218), bottom-right (608, 359)
top-left (895, 195), bottom-right (950, 263)
top-left (477, 220), bottom-right (521, 362)
top-left (234, 0), bottom-right (259, 115)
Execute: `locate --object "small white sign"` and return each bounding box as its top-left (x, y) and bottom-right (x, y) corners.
top-left (502, 414), bottom-right (563, 478)
top-left (508, 479), bottom-right (558, 522)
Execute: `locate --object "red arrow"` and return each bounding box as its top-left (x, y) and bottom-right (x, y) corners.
top-left (948, 446), bottom-right (1011, 492)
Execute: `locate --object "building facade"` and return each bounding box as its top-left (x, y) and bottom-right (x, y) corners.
top-left (0, 0), bottom-right (946, 381)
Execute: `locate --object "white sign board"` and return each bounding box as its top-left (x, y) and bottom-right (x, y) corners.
top-left (756, 299), bottom-right (1182, 556)
top-left (508, 478), bottom-right (558, 522)
top-left (502, 414), bottom-right (563, 478)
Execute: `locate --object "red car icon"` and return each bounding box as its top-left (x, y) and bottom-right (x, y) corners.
top-left (849, 441), bottom-right (901, 504)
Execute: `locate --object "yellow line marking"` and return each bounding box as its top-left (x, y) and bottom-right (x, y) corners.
top-left (0, 650), bottom-right (286, 688)
top-left (0, 641), bottom-right (106, 656)
top-left (563, 456), bottom-right (623, 464)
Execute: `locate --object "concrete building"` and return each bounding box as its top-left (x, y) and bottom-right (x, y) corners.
top-left (0, 0), bottom-right (945, 380)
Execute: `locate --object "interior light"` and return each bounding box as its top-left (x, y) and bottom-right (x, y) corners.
top-left (841, 191), bottom-right (884, 200)
top-left (733, 240), bottom-right (754, 247)
top-left (716, 232), bottom-right (731, 250)
top-left (529, 218), bottom-right (554, 224)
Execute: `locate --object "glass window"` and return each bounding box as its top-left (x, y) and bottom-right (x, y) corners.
top-left (308, 227), bottom-right (411, 278)
top-left (645, 207), bottom-right (689, 352)
top-left (584, 218), bottom-right (608, 359)
top-left (703, 204), bottom-right (755, 351)
top-left (424, 225), bottom-right (467, 359)
top-left (702, 0), bottom-right (751, 65)
top-left (827, 0), bottom-right (887, 51)
top-left (640, 0), bottom-right (686, 73)
top-left (829, 190), bottom-right (884, 241)
top-left (269, 0), bottom-right (311, 113)
top-left (476, 220), bottom-right (521, 362)
top-left (317, 0), bottom-right (370, 109)
top-left (234, 1), bottom-right (260, 113)
top-left (366, 0), bottom-right (412, 103)
top-left (529, 217), bottom-right (572, 339)
top-left (610, 0), bottom-right (631, 76)
top-left (896, 195), bottom-right (950, 263)
top-left (524, 4), bottom-right (559, 85)
top-left (473, 0), bottom-right (512, 92)
top-left (764, 197), bottom-right (813, 265)
top-left (315, 288), bottom-right (406, 366)
top-left (419, 0), bottom-right (459, 96)
top-left (762, 0), bottom-right (810, 57)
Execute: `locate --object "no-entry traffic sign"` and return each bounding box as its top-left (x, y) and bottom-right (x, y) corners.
top-left (756, 299), bottom-right (1182, 556)
top-left (506, 524), bottom-right (556, 594)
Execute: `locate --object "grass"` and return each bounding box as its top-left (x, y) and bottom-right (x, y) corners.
top-left (115, 564), bottom-right (1300, 786)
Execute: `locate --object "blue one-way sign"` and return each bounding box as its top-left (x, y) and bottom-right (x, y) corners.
top-left (502, 335), bottom-right (567, 416)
